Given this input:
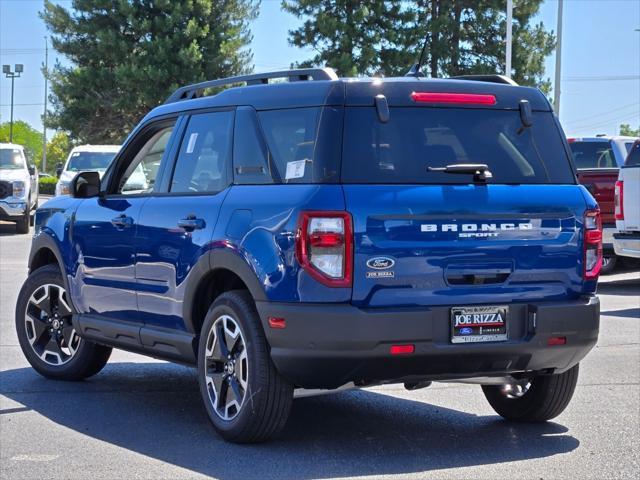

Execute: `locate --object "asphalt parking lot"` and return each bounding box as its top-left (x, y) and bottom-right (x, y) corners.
top-left (1, 221), bottom-right (638, 480)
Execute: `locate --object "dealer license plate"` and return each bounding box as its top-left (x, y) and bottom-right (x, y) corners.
top-left (451, 305), bottom-right (508, 344)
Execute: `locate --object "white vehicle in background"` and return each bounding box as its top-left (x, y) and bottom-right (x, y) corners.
top-left (0, 143), bottom-right (39, 234)
top-left (614, 139), bottom-right (640, 259)
top-left (55, 145), bottom-right (121, 196)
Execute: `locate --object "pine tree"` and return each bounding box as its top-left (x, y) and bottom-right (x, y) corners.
top-left (283, 0), bottom-right (555, 91)
top-left (42, 0), bottom-right (258, 143)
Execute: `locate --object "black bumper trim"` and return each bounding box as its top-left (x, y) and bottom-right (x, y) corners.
top-left (256, 296), bottom-right (599, 389)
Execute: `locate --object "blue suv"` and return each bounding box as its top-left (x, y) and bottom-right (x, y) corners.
top-left (16, 68), bottom-right (601, 443)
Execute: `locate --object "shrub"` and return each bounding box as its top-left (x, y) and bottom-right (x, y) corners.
top-left (39, 176), bottom-right (58, 195)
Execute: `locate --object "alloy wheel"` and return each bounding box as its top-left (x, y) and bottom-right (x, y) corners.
top-left (204, 314), bottom-right (249, 421)
top-left (24, 284), bottom-right (81, 365)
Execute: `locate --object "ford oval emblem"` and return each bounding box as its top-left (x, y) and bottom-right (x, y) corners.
top-left (366, 257), bottom-right (395, 270)
top-left (460, 327), bottom-right (473, 335)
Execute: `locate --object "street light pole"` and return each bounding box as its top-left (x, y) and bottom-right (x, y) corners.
top-left (2, 64), bottom-right (23, 144)
top-left (43, 37), bottom-right (49, 172)
top-left (554, 0), bottom-right (564, 116)
top-left (505, 0), bottom-right (513, 78)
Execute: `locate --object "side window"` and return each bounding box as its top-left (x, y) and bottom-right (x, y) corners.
top-left (170, 111), bottom-right (233, 193)
top-left (233, 106), bottom-right (273, 184)
top-left (118, 126), bottom-right (174, 194)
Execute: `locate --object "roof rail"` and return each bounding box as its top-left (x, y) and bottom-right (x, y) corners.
top-left (450, 74), bottom-right (519, 86)
top-left (165, 67), bottom-right (338, 104)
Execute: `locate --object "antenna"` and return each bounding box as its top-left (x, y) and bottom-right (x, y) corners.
top-left (406, 30), bottom-right (429, 77)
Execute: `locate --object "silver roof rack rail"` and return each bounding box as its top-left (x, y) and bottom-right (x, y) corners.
top-left (165, 67), bottom-right (338, 104)
top-left (450, 74), bottom-right (519, 86)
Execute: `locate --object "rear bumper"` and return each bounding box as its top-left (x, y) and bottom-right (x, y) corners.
top-left (613, 233), bottom-right (640, 258)
top-left (256, 296), bottom-right (600, 389)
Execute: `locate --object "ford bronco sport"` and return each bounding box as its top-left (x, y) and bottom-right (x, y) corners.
top-left (16, 68), bottom-right (601, 443)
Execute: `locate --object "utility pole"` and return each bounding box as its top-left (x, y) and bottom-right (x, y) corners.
top-left (554, 0), bottom-right (564, 116)
top-left (505, 0), bottom-right (513, 78)
top-left (42, 36), bottom-right (49, 172)
top-left (2, 64), bottom-right (23, 143)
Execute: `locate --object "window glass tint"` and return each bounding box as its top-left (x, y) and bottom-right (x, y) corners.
top-left (119, 127), bottom-right (173, 194)
top-left (67, 152), bottom-right (116, 172)
top-left (257, 107), bottom-right (341, 183)
top-left (624, 142), bottom-right (634, 154)
top-left (342, 108), bottom-right (574, 184)
top-left (170, 111), bottom-right (233, 193)
top-left (625, 142), bottom-right (640, 166)
top-left (569, 141), bottom-right (616, 169)
top-left (233, 106), bottom-right (272, 184)
top-left (0, 148), bottom-right (25, 169)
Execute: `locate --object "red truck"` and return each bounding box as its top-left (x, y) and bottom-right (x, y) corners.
top-left (568, 135), bottom-right (638, 273)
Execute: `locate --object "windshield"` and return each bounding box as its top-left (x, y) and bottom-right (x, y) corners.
top-left (0, 148), bottom-right (25, 170)
top-left (342, 108), bottom-right (575, 184)
top-left (569, 141), bottom-right (617, 169)
top-left (66, 151), bottom-right (116, 172)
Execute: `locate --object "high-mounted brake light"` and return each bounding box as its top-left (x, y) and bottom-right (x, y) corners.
top-left (614, 180), bottom-right (624, 220)
top-left (410, 92), bottom-right (497, 105)
top-left (296, 211), bottom-right (353, 288)
top-left (583, 209), bottom-right (602, 280)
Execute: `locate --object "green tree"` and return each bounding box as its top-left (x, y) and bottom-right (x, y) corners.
top-left (620, 124), bottom-right (640, 137)
top-left (45, 131), bottom-right (73, 173)
top-left (0, 121), bottom-right (44, 166)
top-left (283, 0), bottom-right (555, 91)
top-left (42, 0), bottom-right (259, 143)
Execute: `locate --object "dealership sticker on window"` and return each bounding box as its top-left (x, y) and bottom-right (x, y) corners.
top-left (186, 133), bottom-right (198, 153)
top-left (285, 159), bottom-right (306, 180)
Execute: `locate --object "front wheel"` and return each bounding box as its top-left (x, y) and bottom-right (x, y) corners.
top-left (482, 364), bottom-right (579, 422)
top-left (15, 264), bottom-right (112, 380)
top-left (197, 290), bottom-right (293, 443)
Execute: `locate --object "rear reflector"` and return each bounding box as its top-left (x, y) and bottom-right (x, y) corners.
top-left (411, 92), bottom-right (497, 105)
top-left (268, 317), bottom-right (286, 329)
top-left (547, 336), bottom-right (567, 346)
top-left (390, 344), bottom-right (415, 355)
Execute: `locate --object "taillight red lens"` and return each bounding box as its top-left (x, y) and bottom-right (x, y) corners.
top-left (583, 209), bottom-right (602, 280)
top-left (410, 92), bottom-right (496, 105)
top-left (296, 211), bottom-right (353, 287)
top-left (614, 180), bottom-right (624, 220)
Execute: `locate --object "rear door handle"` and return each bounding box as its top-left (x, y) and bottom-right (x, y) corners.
top-left (111, 214), bottom-right (134, 228)
top-left (177, 214), bottom-right (205, 231)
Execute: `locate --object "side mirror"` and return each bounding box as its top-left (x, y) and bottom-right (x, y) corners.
top-left (56, 162), bottom-right (63, 178)
top-left (71, 171), bottom-right (101, 198)
top-left (28, 165), bottom-right (36, 176)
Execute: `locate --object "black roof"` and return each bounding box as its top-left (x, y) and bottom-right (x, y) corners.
top-left (144, 69), bottom-right (551, 124)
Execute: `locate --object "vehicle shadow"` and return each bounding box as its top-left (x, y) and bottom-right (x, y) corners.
top-left (597, 277), bottom-right (640, 296)
top-left (0, 221), bottom-right (22, 236)
top-left (0, 362), bottom-right (579, 479)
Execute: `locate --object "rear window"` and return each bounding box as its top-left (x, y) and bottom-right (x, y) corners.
top-left (67, 151), bottom-right (116, 172)
top-left (625, 142), bottom-right (640, 166)
top-left (569, 141), bottom-right (617, 169)
top-left (342, 108), bottom-right (575, 184)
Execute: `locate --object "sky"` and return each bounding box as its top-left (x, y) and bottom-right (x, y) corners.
top-left (0, 0), bottom-right (639, 138)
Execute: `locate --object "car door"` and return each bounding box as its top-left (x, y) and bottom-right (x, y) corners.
top-left (135, 109), bottom-right (234, 331)
top-left (68, 118), bottom-right (178, 323)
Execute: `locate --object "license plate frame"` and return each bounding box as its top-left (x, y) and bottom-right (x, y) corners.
top-left (451, 305), bottom-right (509, 344)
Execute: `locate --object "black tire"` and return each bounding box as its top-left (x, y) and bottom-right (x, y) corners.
top-left (600, 254), bottom-right (617, 275)
top-left (15, 213), bottom-right (29, 234)
top-left (15, 264), bottom-right (112, 381)
top-left (197, 290), bottom-right (293, 443)
top-left (482, 364), bottom-right (579, 422)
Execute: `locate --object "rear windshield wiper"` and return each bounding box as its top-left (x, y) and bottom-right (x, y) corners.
top-left (427, 163), bottom-right (493, 182)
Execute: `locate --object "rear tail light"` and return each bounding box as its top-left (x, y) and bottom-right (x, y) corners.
top-left (410, 92), bottom-right (496, 105)
top-left (583, 209), bottom-right (602, 280)
top-left (614, 180), bottom-right (624, 220)
top-left (296, 211), bottom-right (353, 287)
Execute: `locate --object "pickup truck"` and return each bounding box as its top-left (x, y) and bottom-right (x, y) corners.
top-left (568, 136), bottom-right (638, 273)
top-left (614, 140), bottom-right (640, 259)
